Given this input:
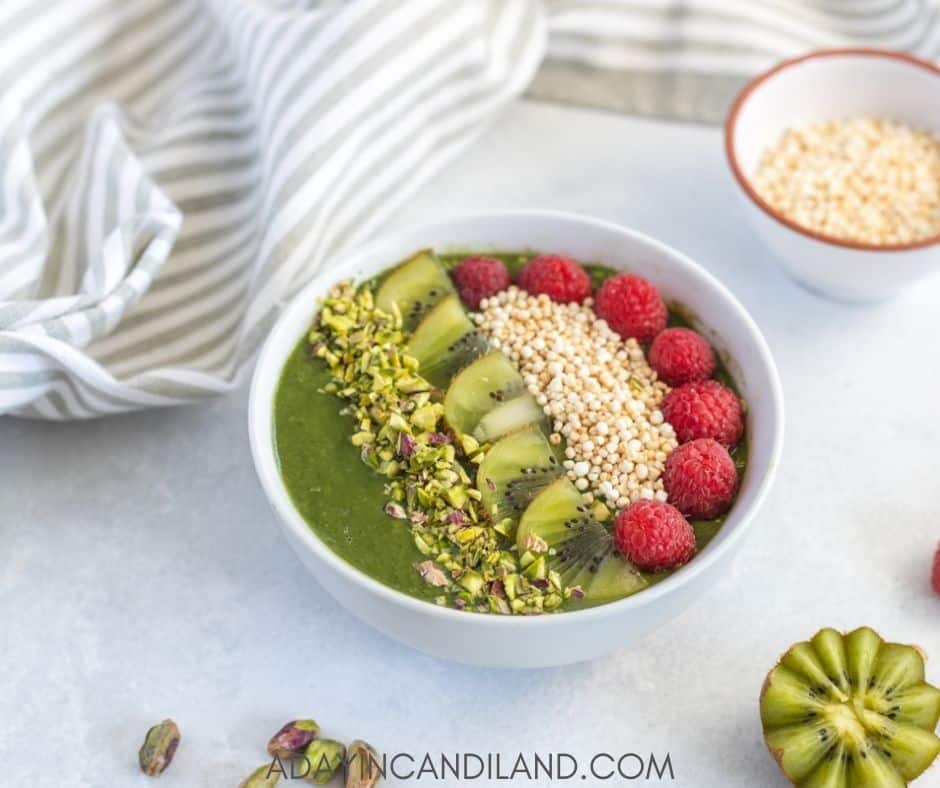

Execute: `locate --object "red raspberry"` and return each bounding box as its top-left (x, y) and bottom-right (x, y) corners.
top-left (649, 327), bottom-right (716, 386)
top-left (662, 380), bottom-right (743, 446)
top-left (594, 274), bottom-right (667, 343)
top-left (613, 500), bottom-right (696, 572)
top-left (933, 544), bottom-right (940, 595)
top-left (663, 439), bottom-right (738, 519)
top-left (517, 254), bottom-right (592, 304)
top-left (451, 256), bottom-right (511, 310)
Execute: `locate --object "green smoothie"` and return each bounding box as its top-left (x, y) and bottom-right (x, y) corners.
top-left (273, 253), bottom-right (747, 611)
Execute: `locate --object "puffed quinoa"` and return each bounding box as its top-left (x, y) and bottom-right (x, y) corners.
top-left (476, 287), bottom-right (679, 508)
top-left (752, 116), bottom-right (940, 245)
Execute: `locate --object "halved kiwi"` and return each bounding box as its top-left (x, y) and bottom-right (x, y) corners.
top-left (516, 478), bottom-right (646, 603)
top-left (477, 425), bottom-right (563, 525)
top-left (444, 351), bottom-right (528, 437)
top-left (761, 627), bottom-right (940, 787)
top-left (406, 294), bottom-right (488, 388)
top-left (375, 249), bottom-right (454, 330)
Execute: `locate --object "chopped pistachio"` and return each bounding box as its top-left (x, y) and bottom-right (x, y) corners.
top-left (488, 595), bottom-right (512, 615)
top-left (458, 433), bottom-right (480, 455)
top-left (523, 531), bottom-right (549, 554)
top-left (492, 518), bottom-right (514, 538)
top-left (523, 555), bottom-right (547, 580)
top-left (458, 570), bottom-right (485, 595)
top-left (454, 526), bottom-right (483, 544)
top-left (415, 560), bottom-right (449, 587)
top-left (445, 486), bottom-right (468, 509)
top-left (307, 280), bottom-right (574, 614)
top-left (383, 501), bottom-right (407, 520)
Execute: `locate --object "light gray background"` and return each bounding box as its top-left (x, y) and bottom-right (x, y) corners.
top-left (2, 101), bottom-right (939, 787)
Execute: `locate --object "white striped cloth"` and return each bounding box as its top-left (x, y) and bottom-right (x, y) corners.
top-left (1, 0), bottom-right (937, 419)
top-left (532, 0), bottom-right (940, 121)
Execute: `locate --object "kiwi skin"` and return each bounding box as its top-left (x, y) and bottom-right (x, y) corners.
top-left (760, 627), bottom-right (940, 787)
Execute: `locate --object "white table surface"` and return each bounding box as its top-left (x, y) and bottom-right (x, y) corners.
top-left (3, 100), bottom-right (940, 788)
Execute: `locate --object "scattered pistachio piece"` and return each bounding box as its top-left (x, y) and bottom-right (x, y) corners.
top-left (303, 739), bottom-right (346, 785)
top-left (267, 719), bottom-right (320, 758)
top-left (382, 501), bottom-right (407, 520)
top-left (458, 570), bottom-right (485, 595)
top-left (415, 560), bottom-right (449, 587)
top-left (524, 531), bottom-right (549, 554)
top-left (138, 719), bottom-right (180, 777)
top-left (346, 740), bottom-right (382, 788)
top-left (240, 764), bottom-right (281, 788)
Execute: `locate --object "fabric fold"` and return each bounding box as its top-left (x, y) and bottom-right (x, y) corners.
top-left (0, 0), bottom-right (546, 418)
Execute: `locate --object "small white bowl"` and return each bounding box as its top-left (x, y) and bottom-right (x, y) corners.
top-left (725, 49), bottom-right (940, 302)
top-left (248, 211), bottom-right (784, 668)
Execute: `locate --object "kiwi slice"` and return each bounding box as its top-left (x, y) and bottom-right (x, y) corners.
top-left (406, 294), bottom-right (488, 388)
top-left (761, 627), bottom-right (940, 786)
top-left (375, 249), bottom-right (454, 330)
top-left (516, 478), bottom-right (646, 603)
top-left (477, 425), bottom-right (564, 525)
top-left (444, 351), bottom-right (528, 437)
top-left (473, 392), bottom-right (545, 443)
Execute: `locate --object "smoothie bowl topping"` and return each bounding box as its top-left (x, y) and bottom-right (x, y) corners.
top-left (274, 249), bottom-right (747, 615)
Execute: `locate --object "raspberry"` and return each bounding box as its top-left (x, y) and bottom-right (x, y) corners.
top-left (662, 380), bottom-right (743, 446)
top-left (649, 327), bottom-right (716, 386)
top-left (594, 273), bottom-right (667, 343)
top-left (613, 500), bottom-right (696, 572)
top-left (516, 254), bottom-right (592, 304)
top-left (663, 438), bottom-right (738, 519)
top-left (933, 544), bottom-right (940, 596)
top-left (451, 256), bottom-right (511, 310)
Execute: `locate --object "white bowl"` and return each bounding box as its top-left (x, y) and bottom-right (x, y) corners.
top-left (248, 211), bottom-right (784, 668)
top-left (725, 49), bottom-right (940, 302)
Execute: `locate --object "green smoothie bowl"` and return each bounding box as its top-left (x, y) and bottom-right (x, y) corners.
top-left (248, 211), bottom-right (783, 667)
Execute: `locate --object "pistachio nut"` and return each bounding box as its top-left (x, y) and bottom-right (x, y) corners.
top-left (303, 738), bottom-right (346, 784)
top-left (138, 718), bottom-right (180, 777)
top-left (345, 740), bottom-right (382, 788)
top-left (267, 719), bottom-right (320, 758)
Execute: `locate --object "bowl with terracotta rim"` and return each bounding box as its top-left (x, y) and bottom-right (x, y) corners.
top-left (725, 48), bottom-right (940, 302)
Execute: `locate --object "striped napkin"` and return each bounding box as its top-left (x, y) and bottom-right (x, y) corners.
top-left (533, 0), bottom-right (940, 122)
top-left (1, 0), bottom-right (937, 419)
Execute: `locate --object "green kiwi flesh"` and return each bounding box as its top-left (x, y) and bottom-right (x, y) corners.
top-left (761, 627), bottom-right (940, 786)
top-left (444, 350), bottom-right (528, 437)
top-left (406, 294), bottom-right (488, 388)
top-left (375, 249), bottom-right (454, 330)
top-left (472, 393), bottom-right (545, 443)
top-left (477, 425), bottom-right (563, 526)
top-left (515, 478), bottom-right (646, 603)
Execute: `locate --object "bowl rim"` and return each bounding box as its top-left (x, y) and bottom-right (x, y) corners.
top-left (724, 47), bottom-right (940, 253)
top-left (248, 209), bottom-right (785, 628)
